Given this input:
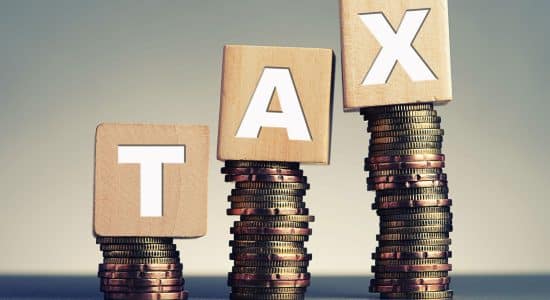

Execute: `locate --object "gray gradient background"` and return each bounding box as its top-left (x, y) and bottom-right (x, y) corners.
top-left (0, 0), bottom-right (548, 276)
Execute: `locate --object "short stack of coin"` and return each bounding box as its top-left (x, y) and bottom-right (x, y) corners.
top-left (96, 237), bottom-right (188, 300)
top-left (361, 103), bottom-right (453, 299)
top-left (222, 160), bottom-right (313, 300)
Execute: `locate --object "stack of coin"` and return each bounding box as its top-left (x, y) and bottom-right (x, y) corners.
top-left (222, 160), bottom-right (313, 300)
top-left (361, 103), bottom-right (453, 299)
top-left (96, 237), bottom-right (188, 300)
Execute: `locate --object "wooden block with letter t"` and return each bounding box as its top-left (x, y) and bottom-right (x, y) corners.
top-left (94, 123), bottom-right (209, 238)
top-left (218, 45), bottom-right (334, 164)
top-left (340, 0), bottom-right (452, 109)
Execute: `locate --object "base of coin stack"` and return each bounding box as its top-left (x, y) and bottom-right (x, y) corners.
top-left (361, 103), bottom-right (453, 299)
top-left (222, 160), bottom-right (313, 300)
top-left (96, 237), bottom-right (188, 300)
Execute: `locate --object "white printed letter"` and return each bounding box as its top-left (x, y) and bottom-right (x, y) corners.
top-left (359, 9), bottom-right (436, 85)
top-left (235, 68), bottom-right (311, 141)
top-left (118, 146), bottom-right (186, 217)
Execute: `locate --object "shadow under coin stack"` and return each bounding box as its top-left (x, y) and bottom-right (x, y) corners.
top-left (222, 160), bottom-right (313, 300)
top-left (96, 237), bottom-right (188, 300)
top-left (361, 103), bottom-right (453, 300)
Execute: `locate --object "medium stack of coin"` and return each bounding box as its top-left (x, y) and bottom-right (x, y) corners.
top-left (222, 160), bottom-right (313, 300)
top-left (361, 103), bottom-right (453, 299)
top-left (96, 237), bottom-right (188, 300)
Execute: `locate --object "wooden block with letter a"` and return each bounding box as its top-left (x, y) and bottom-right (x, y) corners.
top-left (340, 0), bottom-right (452, 109)
top-left (218, 45), bottom-right (334, 164)
top-left (94, 123), bottom-right (209, 238)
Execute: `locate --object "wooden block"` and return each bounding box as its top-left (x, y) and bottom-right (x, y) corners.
top-left (340, 0), bottom-right (452, 109)
top-left (218, 45), bottom-right (334, 164)
top-left (94, 123), bottom-right (209, 238)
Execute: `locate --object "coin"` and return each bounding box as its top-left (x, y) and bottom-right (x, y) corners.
top-left (103, 258), bottom-right (180, 264)
top-left (232, 188), bottom-right (306, 196)
top-left (230, 253), bottom-right (312, 261)
top-left (371, 277), bottom-right (451, 286)
top-left (227, 208), bottom-right (309, 216)
top-left (234, 221), bottom-right (309, 229)
top-left (377, 233), bottom-right (450, 241)
top-left (371, 134), bottom-right (443, 144)
top-left (229, 241), bottom-right (305, 249)
top-left (235, 182), bottom-right (309, 190)
top-left (229, 195), bottom-right (304, 203)
top-left (378, 239), bottom-right (452, 247)
top-left (96, 237), bottom-right (173, 244)
top-left (368, 180), bottom-right (447, 191)
top-left (100, 244), bottom-right (177, 251)
top-left (229, 279), bottom-right (310, 288)
top-left (230, 227), bottom-right (312, 235)
top-left (233, 260), bottom-right (309, 267)
top-left (101, 285), bottom-right (183, 293)
top-left (361, 103), bottom-right (434, 114)
top-left (379, 212), bottom-right (452, 222)
top-left (373, 199), bottom-right (452, 209)
top-left (229, 293), bottom-right (304, 300)
top-left (100, 278), bottom-right (184, 286)
top-left (232, 234), bottom-right (309, 242)
top-left (380, 290), bottom-right (453, 299)
top-left (376, 193), bottom-right (449, 203)
top-left (369, 283), bottom-right (449, 293)
top-left (368, 122), bottom-right (441, 132)
top-left (231, 201), bottom-right (306, 209)
top-left (99, 271), bottom-right (182, 279)
top-left (240, 215), bottom-right (314, 222)
top-left (104, 290), bottom-right (188, 300)
top-left (225, 161), bottom-right (300, 169)
top-left (102, 250), bottom-right (179, 258)
top-left (366, 154), bottom-right (445, 164)
top-left (231, 287), bottom-right (307, 294)
top-left (369, 142), bottom-right (442, 151)
top-left (376, 245), bottom-right (450, 253)
top-left (374, 271), bottom-right (449, 279)
top-left (232, 247), bottom-right (308, 255)
top-left (366, 160), bottom-right (445, 171)
top-left (364, 110), bottom-right (438, 120)
top-left (376, 187), bottom-right (449, 197)
top-left (371, 264), bottom-right (452, 272)
top-left (373, 250), bottom-right (452, 260)
top-left (226, 174), bottom-right (307, 183)
top-left (222, 167), bottom-right (303, 176)
top-left (99, 264), bottom-right (183, 272)
top-left (231, 266), bottom-right (308, 274)
top-left (379, 225), bottom-right (453, 234)
top-left (370, 148), bottom-right (443, 156)
top-left (229, 273), bottom-right (311, 281)
top-left (368, 173), bottom-right (447, 184)
top-left (378, 207), bottom-right (450, 216)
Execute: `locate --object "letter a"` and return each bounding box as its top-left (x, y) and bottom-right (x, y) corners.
top-left (360, 9), bottom-right (437, 85)
top-left (235, 68), bottom-right (312, 141)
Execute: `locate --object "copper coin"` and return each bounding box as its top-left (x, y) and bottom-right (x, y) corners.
top-left (361, 103), bottom-right (434, 115)
top-left (104, 290), bottom-right (188, 300)
top-left (225, 174), bottom-right (307, 183)
top-left (368, 180), bottom-right (447, 191)
top-left (240, 215), bottom-right (314, 222)
top-left (375, 271), bottom-right (448, 280)
top-left (229, 195), bottom-right (304, 203)
top-left (101, 284), bottom-right (183, 293)
top-left (372, 264), bottom-right (452, 272)
top-left (230, 253), bottom-right (312, 261)
top-left (371, 134), bottom-right (443, 144)
top-left (374, 258), bottom-right (448, 266)
top-left (232, 234), bottom-right (309, 242)
top-left (229, 279), bottom-right (310, 288)
top-left (378, 238), bottom-right (452, 247)
top-left (376, 245), bottom-right (449, 253)
top-left (103, 250), bottom-right (179, 258)
top-left (368, 173), bottom-right (447, 184)
top-left (376, 232), bottom-right (449, 241)
top-left (231, 286), bottom-right (307, 294)
top-left (380, 290), bottom-right (453, 299)
top-left (229, 272), bottom-right (310, 281)
top-left (370, 129), bottom-right (444, 138)
top-left (369, 283), bottom-right (449, 293)
top-left (230, 201), bottom-right (306, 209)
top-left (99, 264), bottom-right (183, 272)
top-left (231, 266), bottom-right (308, 274)
top-left (227, 208), bottom-right (309, 216)
top-left (225, 160), bottom-right (299, 169)
top-left (100, 244), bottom-right (176, 251)
top-left (234, 220), bottom-right (309, 229)
top-left (101, 278), bottom-right (183, 286)
top-left (99, 270), bottom-right (182, 279)
top-left (103, 257), bottom-right (180, 264)
top-left (368, 122), bottom-right (441, 133)
top-left (366, 154), bottom-right (445, 164)
top-left (229, 240), bottom-right (304, 248)
top-left (379, 225), bottom-right (453, 235)
top-left (230, 227), bottom-right (312, 235)
top-left (221, 167), bottom-right (303, 176)
top-left (378, 207), bottom-right (450, 216)
top-left (229, 292), bottom-right (304, 300)
top-left (232, 247), bottom-right (307, 255)
top-left (232, 188), bottom-right (306, 196)
top-left (371, 277), bottom-right (451, 286)
top-left (366, 161), bottom-right (445, 171)
top-left (373, 251), bottom-right (452, 260)
top-left (373, 199), bottom-right (452, 209)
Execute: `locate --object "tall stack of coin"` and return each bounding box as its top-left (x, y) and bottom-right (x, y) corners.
top-left (361, 103), bottom-right (453, 299)
top-left (96, 237), bottom-right (188, 300)
top-left (222, 160), bottom-right (313, 300)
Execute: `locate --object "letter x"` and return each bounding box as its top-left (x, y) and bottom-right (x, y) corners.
top-left (359, 9), bottom-right (437, 86)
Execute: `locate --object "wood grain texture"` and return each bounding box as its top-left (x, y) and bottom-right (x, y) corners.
top-left (94, 123), bottom-right (209, 238)
top-left (340, 0), bottom-right (452, 109)
top-left (218, 45), bottom-right (334, 164)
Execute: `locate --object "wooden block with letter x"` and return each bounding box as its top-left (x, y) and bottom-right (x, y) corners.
top-left (94, 123), bottom-right (209, 238)
top-left (340, 0), bottom-right (452, 109)
top-left (218, 45), bottom-right (334, 164)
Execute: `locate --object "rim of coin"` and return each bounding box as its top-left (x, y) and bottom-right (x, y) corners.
top-left (96, 237), bottom-right (173, 244)
top-left (102, 250), bottom-right (179, 258)
top-left (229, 279), bottom-right (310, 288)
top-left (377, 207), bottom-right (450, 216)
top-left (372, 264), bottom-right (452, 272)
top-left (229, 195), bottom-right (305, 203)
top-left (366, 160), bottom-right (445, 171)
top-left (368, 122), bottom-right (441, 132)
top-left (231, 266), bottom-right (308, 274)
top-left (379, 225), bottom-right (453, 235)
top-left (227, 208), bottom-right (309, 216)
top-left (100, 244), bottom-right (177, 251)
top-left (230, 227), bottom-right (311, 235)
top-left (99, 263), bottom-right (183, 272)
top-left (225, 160), bottom-right (300, 169)
top-left (103, 290), bottom-right (188, 300)
top-left (371, 134), bottom-right (443, 144)
top-left (379, 290), bottom-right (453, 299)
top-left (240, 215), bottom-right (314, 222)
top-left (373, 199), bottom-right (452, 209)
top-left (234, 220), bottom-right (309, 229)
top-left (366, 154), bottom-right (445, 164)
top-left (232, 188), bottom-right (306, 196)
top-left (232, 234), bottom-right (309, 242)
top-left (371, 277), bottom-right (451, 286)
top-left (100, 277), bottom-right (183, 287)
top-left (369, 142), bottom-right (442, 151)
top-left (233, 260), bottom-right (309, 267)
top-left (230, 253), bottom-right (312, 261)
top-left (98, 270), bottom-right (182, 279)
top-left (369, 283), bottom-right (449, 293)
top-left (368, 173), bottom-right (447, 184)
top-left (230, 201), bottom-right (306, 209)
top-left (368, 180), bottom-right (447, 191)
top-left (235, 181), bottom-right (309, 190)
top-left (222, 167), bottom-right (303, 176)
top-left (374, 271), bottom-right (449, 279)
top-left (361, 103), bottom-right (434, 115)
top-left (363, 110), bottom-right (438, 120)
top-left (101, 285), bottom-right (183, 293)
top-left (226, 174), bottom-right (307, 183)
top-left (373, 250), bottom-right (452, 260)
top-left (229, 272), bottom-right (311, 281)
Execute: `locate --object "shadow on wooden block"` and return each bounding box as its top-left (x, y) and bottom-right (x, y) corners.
top-left (218, 45), bottom-right (334, 164)
top-left (340, 0), bottom-right (452, 109)
top-left (94, 123), bottom-right (209, 238)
